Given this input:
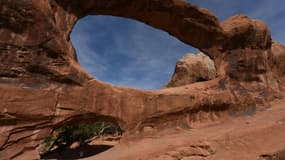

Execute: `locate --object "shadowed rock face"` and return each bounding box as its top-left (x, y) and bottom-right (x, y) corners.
top-left (272, 42), bottom-right (285, 78)
top-left (0, 0), bottom-right (284, 159)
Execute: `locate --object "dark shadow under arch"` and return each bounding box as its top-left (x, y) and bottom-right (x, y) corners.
top-left (41, 115), bottom-right (122, 159)
top-left (41, 144), bottom-right (113, 159)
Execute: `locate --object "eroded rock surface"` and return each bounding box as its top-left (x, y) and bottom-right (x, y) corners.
top-left (0, 0), bottom-right (284, 159)
top-left (165, 52), bottom-right (216, 88)
top-left (272, 42), bottom-right (285, 78)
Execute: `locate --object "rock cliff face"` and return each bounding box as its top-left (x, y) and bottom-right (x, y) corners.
top-left (0, 0), bottom-right (284, 159)
top-left (165, 52), bottom-right (217, 88)
top-left (272, 42), bottom-right (285, 78)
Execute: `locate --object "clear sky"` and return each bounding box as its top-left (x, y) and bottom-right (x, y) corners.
top-left (71, 0), bottom-right (285, 89)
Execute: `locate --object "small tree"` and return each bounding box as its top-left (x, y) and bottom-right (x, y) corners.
top-left (43, 122), bottom-right (122, 154)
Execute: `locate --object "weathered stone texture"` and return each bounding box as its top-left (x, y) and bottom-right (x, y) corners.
top-left (0, 0), bottom-right (284, 159)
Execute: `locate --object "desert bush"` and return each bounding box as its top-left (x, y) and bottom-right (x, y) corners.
top-left (42, 121), bottom-right (122, 154)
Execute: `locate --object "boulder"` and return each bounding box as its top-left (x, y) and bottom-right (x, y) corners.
top-left (165, 52), bottom-right (216, 88)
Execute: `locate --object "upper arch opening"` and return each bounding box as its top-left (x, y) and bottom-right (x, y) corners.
top-left (71, 15), bottom-right (198, 89)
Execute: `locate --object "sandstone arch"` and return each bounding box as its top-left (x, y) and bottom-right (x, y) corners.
top-left (0, 0), bottom-right (284, 159)
top-left (58, 0), bottom-right (225, 49)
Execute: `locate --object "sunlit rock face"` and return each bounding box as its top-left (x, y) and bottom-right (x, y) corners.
top-left (0, 0), bottom-right (284, 159)
top-left (165, 52), bottom-right (217, 88)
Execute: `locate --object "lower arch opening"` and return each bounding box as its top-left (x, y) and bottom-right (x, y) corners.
top-left (40, 121), bottom-right (122, 159)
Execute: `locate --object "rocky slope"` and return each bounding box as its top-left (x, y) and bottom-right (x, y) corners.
top-left (86, 98), bottom-right (285, 160)
top-left (0, 0), bottom-right (284, 159)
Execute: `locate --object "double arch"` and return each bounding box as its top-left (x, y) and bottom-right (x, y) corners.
top-left (0, 0), bottom-right (276, 159)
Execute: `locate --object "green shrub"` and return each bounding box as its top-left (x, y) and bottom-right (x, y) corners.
top-left (43, 121), bottom-right (122, 153)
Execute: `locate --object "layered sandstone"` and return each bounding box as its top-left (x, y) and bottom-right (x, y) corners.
top-left (0, 0), bottom-right (284, 159)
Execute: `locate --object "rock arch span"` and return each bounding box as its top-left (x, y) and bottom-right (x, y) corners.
top-left (0, 0), bottom-right (284, 159)
top-left (70, 15), bottom-right (195, 89)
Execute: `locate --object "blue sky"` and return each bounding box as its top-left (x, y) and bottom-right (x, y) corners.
top-left (71, 0), bottom-right (285, 89)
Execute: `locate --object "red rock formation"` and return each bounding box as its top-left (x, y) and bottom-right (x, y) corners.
top-left (0, 0), bottom-right (284, 159)
top-left (272, 42), bottom-right (285, 79)
top-left (165, 52), bottom-right (217, 88)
